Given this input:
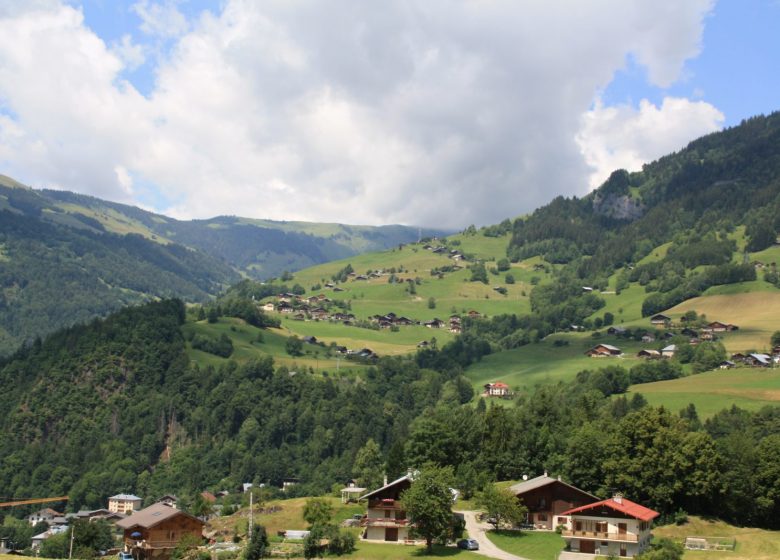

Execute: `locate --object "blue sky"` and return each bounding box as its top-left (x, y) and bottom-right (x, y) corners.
top-left (601, 0), bottom-right (780, 127)
top-left (0, 1), bottom-right (778, 227)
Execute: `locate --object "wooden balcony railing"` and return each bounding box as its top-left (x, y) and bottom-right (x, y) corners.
top-left (562, 530), bottom-right (638, 542)
top-left (360, 518), bottom-right (409, 528)
top-left (368, 500), bottom-right (402, 510)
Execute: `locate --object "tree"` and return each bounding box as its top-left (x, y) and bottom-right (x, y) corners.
top-left (771, 331), bottom-right (780, 348)
top-left (207, 306), bottom-right (219, 323)
top-left (385, 441), bottom-right (406, 481)
top-left (286, 335), bottom-right (303, 356)
top-left (475, 484), bottom-right (527, 530)
top-left (469, 263), bottom-right (488, 284)
top-left (401, 466), bottom-right (455, 553)
top-left (244, 525), bottom-right (269, 560)
top-left (428, 297), bottom-right (436, 309)
top-left (637, 537), bottom-right (684, 560)
top-left (303, 498), bottom-right (334, 528)
top-left (496, 258), bottom-right (511, 272)
top-left (353, 439), bottom-right (384, 490)
top-left (505, 273), bottom-right (515, 284)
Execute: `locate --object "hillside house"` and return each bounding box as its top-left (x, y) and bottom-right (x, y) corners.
top-left (585, 344), bottom-right (622, 358)
top-left (661, 344), bottom-right (677, 358)
top-left (108, 494), bottom-right (143, 514)
top-left (706, 321), bottom-right (738, 332)
top-left (467, 310), bottom-right (482, 318)
top-left (746, 353), bottom-right (772, 367)
top-left (641, 334), bottom-right (655, 343)
top-left (277, 302), bottom-right (294, 314)
top-left (424, 318), bottom-right (445, 329)
top-left (719, 360), bottom-right (736, 369)
top-left (561, 494), bottom-right (659, 558)
top-left (26, 508), bottom-right (62, 526)
top-left (509, 473), bottom-right (597, 530)
top-left (116, 503), bottom-right (204, 557)
top-left (636, 350), bottom-right (660, 359)
top-left (449, 323), bottom-right (462, 334)
top-left (282, 477), bottom-right (299, 491)
top-left (359, 474), bottom-right (413, 543)
top-left (607, 326), bottom-right (626, 336)
top-left (159, 495), bottom-right (178, 508)
top-left (262, 303), bottom-right (275, 312)
top-left (483, 382), bottom-right (512, 397)
top-left (731, 352), bottom-right (747, 362)
top-left (649, 314), bottom-right (671, 326)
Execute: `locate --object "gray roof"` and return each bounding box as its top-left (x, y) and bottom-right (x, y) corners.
top-left (116, 503), bottom-right (203, 530)
top-left (360, 474), bottom-right (412, 500)
top-left (109, 494), bottom-right (142, 501)
top-left (662, 344), bottom-right (677, 352)
top-left (750, 353), bottom-right (772, 364)
top-left (508, 474), bottom-right (598, 500)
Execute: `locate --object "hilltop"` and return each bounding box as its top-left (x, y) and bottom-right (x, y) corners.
top-left (0, 176), bottom-right (446, 355)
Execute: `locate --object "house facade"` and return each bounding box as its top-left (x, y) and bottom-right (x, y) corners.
top-left (116, 503), bottom-right (204, 558)
top-left (585, 344), bottom-right (622, 358)
top-left (561, 494), bottom-right (659, 558)
top-left (26, 508), bottom-right (62, 526)
top-left (359, 475), bottom-right (413, 543)
top-left (509, 474), bottom-right (597, 530)
top-left (108, 494), bottom-right (143, 514)
top-left (483, 382), bottom-right (512, 397)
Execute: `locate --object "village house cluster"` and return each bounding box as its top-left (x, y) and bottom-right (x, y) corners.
top-left (357, 472), bottom-right (659, 558)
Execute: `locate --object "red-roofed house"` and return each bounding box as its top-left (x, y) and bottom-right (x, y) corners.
top-left (560, 494), bottom-right (659, 557)
top-left (483, 382), bottom-right (512, 398)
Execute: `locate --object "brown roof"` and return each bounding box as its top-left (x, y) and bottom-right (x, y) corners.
top-left (116, 503), bottom-right (204, 530)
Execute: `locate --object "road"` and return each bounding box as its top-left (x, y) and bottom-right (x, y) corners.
top-left (458, 511), bottom-right (530, 560)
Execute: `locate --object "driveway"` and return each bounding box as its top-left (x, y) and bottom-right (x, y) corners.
top-left (458, 511), bottom-right (530, 560)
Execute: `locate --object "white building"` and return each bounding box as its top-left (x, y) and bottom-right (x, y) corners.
top-left (359, 475), bottom-right (413, 543)
top-left (108, 494), bottom-right (142, 514)
top-left (561, 494), bottom-right (659, 558)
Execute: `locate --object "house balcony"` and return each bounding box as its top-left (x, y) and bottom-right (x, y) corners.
top-left (127, 540), bottom-right (182, 550)
top-left (360, 518), bottom-right (409, 528)
top-left (368, 499), bottom-right (402, 511)
top-left (562, 530), bottom-right (638, 542)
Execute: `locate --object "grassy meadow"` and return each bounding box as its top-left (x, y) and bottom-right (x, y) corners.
top-left (486, 530), bottom-right (565, 560)
top-left (654, 516), bottom-right (780, 560)
top-left (628, 368), bottom-right (780, 418)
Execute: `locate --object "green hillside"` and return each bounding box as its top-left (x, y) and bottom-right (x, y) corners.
top-left (0, 176), bottom-right (447, 356)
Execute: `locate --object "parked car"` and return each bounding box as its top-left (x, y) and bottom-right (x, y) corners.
top-left (118, 553), bottom-right (133, 560)
top-left (457, 539), bottom-right (479, 550)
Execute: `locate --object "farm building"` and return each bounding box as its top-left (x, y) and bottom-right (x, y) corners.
top-left (509, 473), bottom-right (597, 530)
top-left (649, 314), bottom-right (671, 326)
top-left (637, 350), bottom-right (661, 359)
top-left (483, 382), bottom-right (512, 397)
top-left (585, 344), bottom-right (622, 358)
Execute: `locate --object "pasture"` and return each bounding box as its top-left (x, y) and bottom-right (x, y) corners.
top-left (628, 368), bottom-right (780, 418)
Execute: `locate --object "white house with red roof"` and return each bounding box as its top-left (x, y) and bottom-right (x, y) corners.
top-left (560, 494), bottom-right (659, 558)
top-left (483, 381), bottom-right (511, 397)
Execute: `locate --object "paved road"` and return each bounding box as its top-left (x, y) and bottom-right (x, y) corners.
top-left (458, 511), bottom-right (530, 560)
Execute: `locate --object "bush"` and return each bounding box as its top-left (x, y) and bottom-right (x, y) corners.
top-left (191, 333), bottom-right (234, 357)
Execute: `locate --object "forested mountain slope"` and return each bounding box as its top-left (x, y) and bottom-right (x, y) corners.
top-left (0, 177), bottom-right (446, 355)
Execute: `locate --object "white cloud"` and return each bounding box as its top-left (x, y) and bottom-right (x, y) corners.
top-left (0, 0), bottom-right (719, 228)
top-left (131, 0), bottom-right (188, 39)
top-left (577, 97), bottom-right (725, 189)
top-left (111, 34), bottom-right (146, 70)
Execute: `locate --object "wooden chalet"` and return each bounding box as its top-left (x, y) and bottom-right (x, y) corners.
top-left (116, 503), bottom-right (204, 558)
top-left (424, 318), bottom-right (445, 329)
top-left (509, 474), bottom-right (597, 530)
top-left (706, 321), bottom-right (738, 332)
top-left (359, 475), bottom-right (413, 543)
top-left (649, 314), bottom-right (671, 326)
top-left (636, 349), bottom-right (660, 359)
top-left (561, 494), bottom-right (659, 557)
top-left (585, 344), bottom-right (622, 358)
top-left (661, 344), bottom-right (677, 358)
top-left (746, 353), bottom-right (772, 367)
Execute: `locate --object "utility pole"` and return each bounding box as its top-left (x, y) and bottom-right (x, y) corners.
top-left (248, 490), bottom-right (253, 543)
top-left (68, 524), bottom-right (75, 560)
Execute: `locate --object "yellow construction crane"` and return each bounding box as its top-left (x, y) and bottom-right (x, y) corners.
top-left (0, 496), bottom-right (69, 508)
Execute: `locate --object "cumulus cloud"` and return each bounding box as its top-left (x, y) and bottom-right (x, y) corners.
top-left (577, 97), bottom-right (725, 189)
top-left (0, 0), bottom-right (719, 227)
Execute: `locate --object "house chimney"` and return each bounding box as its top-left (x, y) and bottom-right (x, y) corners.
top-left (543, 470), bottom-right (548, 477)
top-left (613, 492), bottom-right (623, 504)
top-left (383, 474), bottom-right (388, 486)
top-left (558, 475), bottom-right (561, 481)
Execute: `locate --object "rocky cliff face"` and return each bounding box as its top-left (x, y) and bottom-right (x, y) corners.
top-left (592, 193), bottom-right (645, 221)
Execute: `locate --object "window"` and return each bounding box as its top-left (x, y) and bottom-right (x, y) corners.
top-left (537, 513), bottom-right (547, 521)
top-left (596, 522), bottom-right (607, 533)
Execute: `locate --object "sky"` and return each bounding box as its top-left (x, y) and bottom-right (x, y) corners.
top-left (0, 0), bottom-right (777, 228)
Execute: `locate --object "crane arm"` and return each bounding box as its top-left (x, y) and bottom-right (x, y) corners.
top-left (0, 496), bottom-right (69, 508)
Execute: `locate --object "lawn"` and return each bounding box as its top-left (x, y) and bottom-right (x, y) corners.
top-left (465, 333), bottom-right (648, 395)
top-left (666, 289), bottom-right (780, 351)
top-left (627, 367), bottom-right (780, 418)
top-left (344, 542), bottom-right (481, 559)
top-left (486, 530), bottom-right (565, 560)
top-left (182, 318), bottom-right (368, 375)
top-left (653, 516), bottom-right (780, 560)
